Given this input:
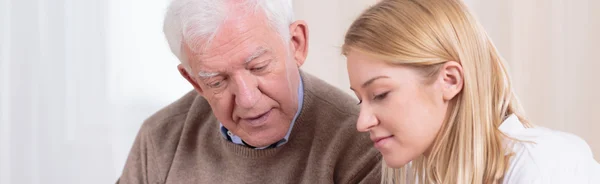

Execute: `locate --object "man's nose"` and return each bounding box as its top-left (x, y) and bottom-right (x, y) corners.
top-left (230, 73), bottom-right (260, 109)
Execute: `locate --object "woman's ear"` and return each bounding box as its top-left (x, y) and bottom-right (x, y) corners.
top-left (440, 61), bottom-right (463, 101)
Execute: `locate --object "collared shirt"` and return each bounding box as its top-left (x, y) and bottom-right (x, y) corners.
top-left (219, 76), bottom-right (304, 149)
top-left (500, 114), bottom-right (600, 184)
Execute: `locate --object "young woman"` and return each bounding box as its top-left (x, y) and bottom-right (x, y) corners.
top-left (342, 0), bottom-right (600, 183)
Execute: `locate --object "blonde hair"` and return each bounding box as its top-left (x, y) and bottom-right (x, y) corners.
top-left (342, 0), bottom-right (531, 183)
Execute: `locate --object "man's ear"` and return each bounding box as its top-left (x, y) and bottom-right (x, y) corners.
top-left (440, 61), bottom-right (463, 101)
top-left (178, 64), bottom-right (204, 95)
top-left (289, 20), bottom-right (309, 67)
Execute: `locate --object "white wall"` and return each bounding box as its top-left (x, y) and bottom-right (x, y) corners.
top-left (1, 0), bottom-right (114, 183)
top-left (0, 0), bottom-right (191, 183)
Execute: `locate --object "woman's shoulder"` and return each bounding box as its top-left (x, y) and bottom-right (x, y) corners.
top-left (501, 119), bottom-right (600, 183)
top-left (510, 126), bottom-right (591, 156)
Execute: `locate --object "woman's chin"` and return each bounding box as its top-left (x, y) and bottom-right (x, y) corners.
top-left (383, 154), bottom-right (412, 168)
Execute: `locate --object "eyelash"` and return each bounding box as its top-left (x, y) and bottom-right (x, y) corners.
top-left (207, 77), bottom-right (227, 88)
top-left (250, 60), bottom-right (271, 73)
top-left (373, 92), bottom-right (389, 101)
top-left (205, 61), bottom-right (272, 89)
top-left (356, 91), bottom-right (389, 105)
top-left (251, 65), bottom-right (267, 72)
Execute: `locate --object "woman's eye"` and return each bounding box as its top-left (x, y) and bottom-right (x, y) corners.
top-left (373, 91), bottom-right (389, 101)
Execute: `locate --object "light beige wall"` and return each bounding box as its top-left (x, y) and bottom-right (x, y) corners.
top-left (294, 0), bottom-right (600, 161)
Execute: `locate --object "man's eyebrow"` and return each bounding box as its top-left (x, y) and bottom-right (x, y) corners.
top-left (197, 70), bottom-right (219, 78)
top-left (195, 47), bottom-right (269, 78)
top-left (244, 47), bottom-right (269, 64)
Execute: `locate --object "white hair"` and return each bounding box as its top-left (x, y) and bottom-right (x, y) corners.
top-left (163, 0), bottom-right (295, 66)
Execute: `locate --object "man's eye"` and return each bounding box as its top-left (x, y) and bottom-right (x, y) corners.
top-left (208, 80), bottom-right (225, 88)
top-left (251, 65), bottom-right (267, 72)
top-left (250, 60), bottom-right (271, 72)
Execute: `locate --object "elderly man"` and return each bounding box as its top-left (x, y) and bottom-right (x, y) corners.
top-left (117, 0), bottom-right (381, 183)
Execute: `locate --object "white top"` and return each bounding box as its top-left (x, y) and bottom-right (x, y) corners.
top-left (500, 115), bottom-right (600, 184)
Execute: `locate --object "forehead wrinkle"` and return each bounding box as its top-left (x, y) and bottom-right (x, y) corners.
top-left (199, 34), bottom-right (268, 64)
top-left (207, 26), bottom-right (260, 55)
top-left (197, 25), bottom-right (259, 62)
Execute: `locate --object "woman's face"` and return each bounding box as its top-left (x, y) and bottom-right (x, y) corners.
top-left (346, 51), bottom-right (462, 168)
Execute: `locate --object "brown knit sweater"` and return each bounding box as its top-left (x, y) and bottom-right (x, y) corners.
top-left (117, 71), bottom-right (382, 184)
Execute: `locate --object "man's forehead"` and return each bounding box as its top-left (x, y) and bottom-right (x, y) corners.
top-left (196, 45), bottom-right (270, 63)
top-left (193, 23), bottom-right (273, 60)
top-left (193, 45), bottom-right (272, 77)
top-left (184, 5), bottom-right (272, 56)
top-left (184, 9), bottom-right (279, 75)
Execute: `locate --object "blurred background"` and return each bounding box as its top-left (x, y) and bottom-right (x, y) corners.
top-left (0, 0), bottom-right (598, 183)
